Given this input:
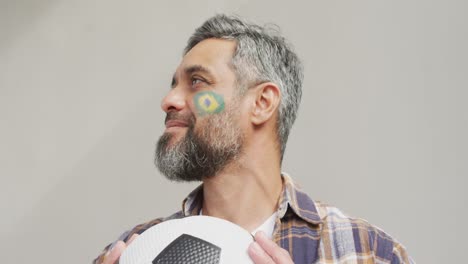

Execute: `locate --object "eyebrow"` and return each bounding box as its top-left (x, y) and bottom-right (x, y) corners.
top-left (185, 65), bottom-right (212, 76)
top-left (171, 65), bottom-right (214, 88)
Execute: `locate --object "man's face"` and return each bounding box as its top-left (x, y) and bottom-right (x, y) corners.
top-left (155, 39), bottom-right (245, 181)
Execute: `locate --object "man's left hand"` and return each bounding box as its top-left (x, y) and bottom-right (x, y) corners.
top-left (248, 231), bottom-right (294, 264)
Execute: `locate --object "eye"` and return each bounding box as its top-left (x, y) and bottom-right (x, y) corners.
top-left (191, 77), bottom-right (205, 87)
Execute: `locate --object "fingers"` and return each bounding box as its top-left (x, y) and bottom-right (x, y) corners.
top-left (127, 233), bottom-right (139, 245)
top-left (248, 241), bottom-right (275, 264)
top-left (103, 240), bottom-right (125, 264)
top-left (102, 234), bottom-right (139, 264)
top-left (248, 231), bottom-right (293, 264)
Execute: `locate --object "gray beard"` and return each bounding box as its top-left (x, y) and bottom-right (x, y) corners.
top-left (155, 109), bottom-right (243, 182)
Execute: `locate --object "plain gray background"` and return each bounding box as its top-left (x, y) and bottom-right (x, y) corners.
top-left (1, 0), bottom-right (466, 263)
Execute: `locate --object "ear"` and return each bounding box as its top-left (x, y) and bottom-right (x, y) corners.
top-left (251, 82), bottom-right (281, 125)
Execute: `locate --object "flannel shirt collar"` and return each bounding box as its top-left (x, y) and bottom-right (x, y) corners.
top-left (181, 173), bottom-right (322, 225)
top-left (277, 173), bottom-right (322, 225)
top-left (182, 183), bottom-right (204, 216)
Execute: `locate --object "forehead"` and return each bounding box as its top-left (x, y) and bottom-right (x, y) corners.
top-left (176, 38), bottom-right (237, 79)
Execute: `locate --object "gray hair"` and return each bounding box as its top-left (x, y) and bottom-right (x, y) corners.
top-left (184, 14), bottom-right (303, 161)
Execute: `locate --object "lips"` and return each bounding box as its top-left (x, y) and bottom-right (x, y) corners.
top-left (165, 120), bottom-right (189, 129)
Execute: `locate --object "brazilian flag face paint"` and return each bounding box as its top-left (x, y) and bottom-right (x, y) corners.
top-left (193, 91), bottom-right (225, 116)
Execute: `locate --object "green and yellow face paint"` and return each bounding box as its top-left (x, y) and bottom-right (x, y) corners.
top-left (193, 91), bottom-right (225, 116)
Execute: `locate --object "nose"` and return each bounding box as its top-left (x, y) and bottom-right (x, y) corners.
top-left (161, 88), bottom-right (186, 113)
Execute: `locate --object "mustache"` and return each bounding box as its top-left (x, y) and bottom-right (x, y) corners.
top-left (164, 111), bottom-right (195, 127)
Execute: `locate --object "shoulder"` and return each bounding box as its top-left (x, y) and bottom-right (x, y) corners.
top-left (314, 202), bottom-right (413, 263)
top-left (93, 211), bottom-right (185, 264)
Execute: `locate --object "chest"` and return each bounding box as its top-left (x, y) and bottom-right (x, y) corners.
top-left (274, 221), bottom-right (381, 264)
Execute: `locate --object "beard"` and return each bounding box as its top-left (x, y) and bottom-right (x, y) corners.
top-left (155, 106), bottom-right (244, 182)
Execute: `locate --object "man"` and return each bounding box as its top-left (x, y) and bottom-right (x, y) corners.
top-left (94, 15), bottom-right (413, 264)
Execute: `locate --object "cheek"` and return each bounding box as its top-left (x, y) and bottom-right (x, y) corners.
top-left (237, 99), bottom-right (253, 132)
top-left (193, 91), bottom-right (225, 116)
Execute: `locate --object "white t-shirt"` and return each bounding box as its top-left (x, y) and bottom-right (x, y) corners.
top-left (250, 212), bottom-right (277, 239)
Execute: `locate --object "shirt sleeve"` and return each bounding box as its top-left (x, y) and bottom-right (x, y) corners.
top-left (391, 242), bottom-right (415, 264)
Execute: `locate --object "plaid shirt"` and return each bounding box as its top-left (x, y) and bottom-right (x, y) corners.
top-left (94, 174), bottom-right (413, 263)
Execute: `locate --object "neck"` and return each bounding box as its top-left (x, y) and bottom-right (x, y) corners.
top-left (201, 144), bottom-right (282, 232)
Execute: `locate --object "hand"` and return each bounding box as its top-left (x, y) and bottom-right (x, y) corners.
top-left (248, 231), bottom-right (294, 264)
top-left (102, 234), bottom-right (139, 264)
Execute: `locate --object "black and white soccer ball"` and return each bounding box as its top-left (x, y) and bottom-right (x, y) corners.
top-left (120, 216), bottom-right (254, 264)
